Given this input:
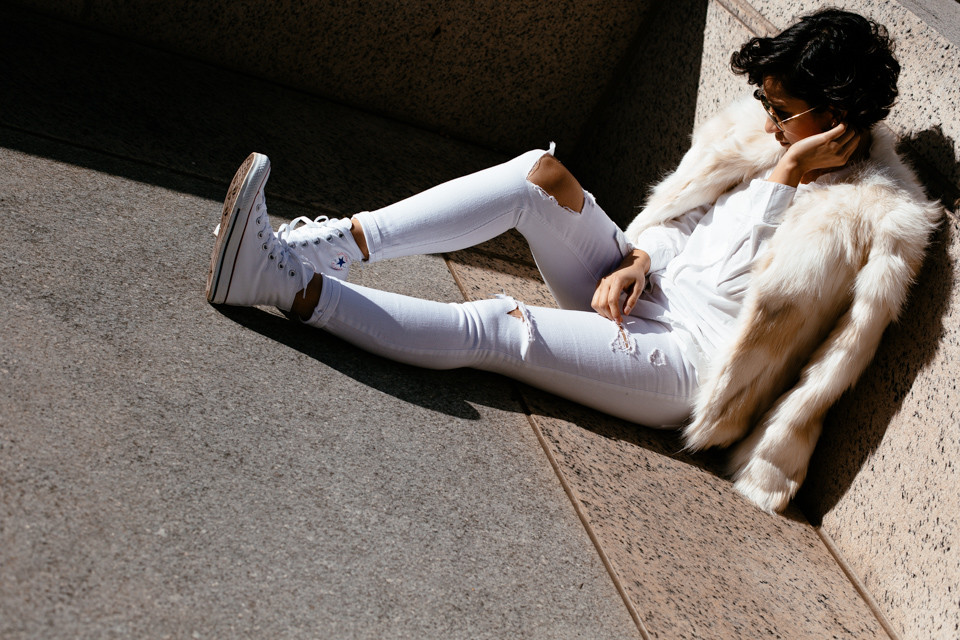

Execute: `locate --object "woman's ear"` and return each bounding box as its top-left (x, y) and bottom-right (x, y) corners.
top-left (828, 106), bottom-right (847, 128)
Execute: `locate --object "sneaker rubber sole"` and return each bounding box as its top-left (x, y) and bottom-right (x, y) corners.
top-left (206, 152), bottom-right (271, 304)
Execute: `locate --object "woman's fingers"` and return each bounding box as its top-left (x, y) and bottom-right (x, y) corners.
top-left (592, 273), bottom-right (643, 323)
top-left (837, 128), bottom-right (861, 162)
top-left (590, 280), bottom-right (610, 319)
top-left (599, 279), bottom-right (623, 323)
top-left (825, 121), bottom-right (847, 140)
top-left (592, 277), bottom-right (617, 322)
top-left (624, 280), bottom-right (643, 316)
top-left (608, 287), bottom-right (624, 323)
top-left (797, 123), bottom-right (861, 172)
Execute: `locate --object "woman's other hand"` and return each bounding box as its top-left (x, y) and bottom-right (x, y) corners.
top-left (592, 248), bottom-right (651, 323)
top-left (769, 122), bottom-right (861, 187)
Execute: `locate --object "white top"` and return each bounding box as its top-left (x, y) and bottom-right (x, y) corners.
top-left (630, 174), bottom-right (799, 371)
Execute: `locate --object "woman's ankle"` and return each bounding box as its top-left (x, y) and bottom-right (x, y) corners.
top-left (350, 217), bottom-right (370, 261)
top-left (293, 273), bottom-right (324, 321)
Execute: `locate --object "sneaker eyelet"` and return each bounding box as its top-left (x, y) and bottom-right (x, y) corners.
top-left (258, 230), bottom-right (264, 238)
top-left (261, 242), bottom-right (268, 251)
top-left (288, 269), bottom-right (296, 277)
top-left (256, 216), bottom-right (262, 224)
top-left (313, 239), bottom-right (321, 245)
top-left (268, 253), bottom-right (275, 261)
top-left (338, 231), bottom-right (344, 238)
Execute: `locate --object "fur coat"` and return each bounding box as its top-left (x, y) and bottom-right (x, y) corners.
top-left (624, 96), bottom-right (941, 513)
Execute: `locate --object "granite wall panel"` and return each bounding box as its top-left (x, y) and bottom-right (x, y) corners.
top-left (10, 0), bottom-right (654, 155)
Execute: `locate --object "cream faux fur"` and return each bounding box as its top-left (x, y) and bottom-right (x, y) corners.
top-left (626, 96), bottom-right (942, 513)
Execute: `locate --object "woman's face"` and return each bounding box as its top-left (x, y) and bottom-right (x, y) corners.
top-left (761, 76), bottom-right (836, 146)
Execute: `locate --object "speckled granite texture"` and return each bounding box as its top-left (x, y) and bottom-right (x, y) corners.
top-left (694, 3), bottom-right (960, 638)
top-left (523, 394), bottom-right (890, 640)
top-left (695, 1), bottom-right (761, 127)
top-left (11, 0), bottom-right (655, 155)
top-left (445, 238), bottom-right (888, 639)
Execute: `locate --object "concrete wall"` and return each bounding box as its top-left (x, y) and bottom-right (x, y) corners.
top-left (14, 1), bottom-right (958, 637)
top-left (13, 0), bottom-right (655, 155)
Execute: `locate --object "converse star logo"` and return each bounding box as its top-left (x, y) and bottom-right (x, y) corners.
top-left (331, 252), bottom-right (348, 270)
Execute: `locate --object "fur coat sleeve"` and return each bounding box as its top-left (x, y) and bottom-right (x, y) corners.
top-left (625, 96), bottom-right (942, 513)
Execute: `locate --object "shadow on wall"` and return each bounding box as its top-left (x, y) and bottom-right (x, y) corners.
top-left (568, 0), bottom-right (710, 230)
top-left (799, 126), bottom-right (958, 523)
top-left (898, 126), bottom-right (960, 215)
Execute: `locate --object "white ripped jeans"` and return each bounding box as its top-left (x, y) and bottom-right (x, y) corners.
top-left (306, 148), bottom-right (699, 427)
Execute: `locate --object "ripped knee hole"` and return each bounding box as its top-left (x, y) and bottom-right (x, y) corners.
top-left (526, 154), bottom-right (585, 213)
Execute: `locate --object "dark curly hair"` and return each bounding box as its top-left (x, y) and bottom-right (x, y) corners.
top-left (730, 8), bottom-right (900, 129)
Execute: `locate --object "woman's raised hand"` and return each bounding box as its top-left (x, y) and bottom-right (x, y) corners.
top-left (592, 248), bottom-right (652, 324)
top-left (769, 123), bottom-right (862, 187)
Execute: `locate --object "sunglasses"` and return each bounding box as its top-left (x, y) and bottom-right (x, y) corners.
top-left (754, 89), bottom-right (819, 132)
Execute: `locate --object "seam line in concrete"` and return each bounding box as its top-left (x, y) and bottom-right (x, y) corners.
top-left (519, 405), bottom-right (650, 640)
top-left (713, 0), bottom-right (778, 36)
top-left (442, 254), bottom-right (648, 639)
top-left (816, 527), bottom-right (902, 640)
top-left (442, 252), bottom-right (473, 301)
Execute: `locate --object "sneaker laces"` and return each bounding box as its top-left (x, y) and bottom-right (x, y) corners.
top-left (277, 215), bottom-right (328, 240)
top-left (256, 199), bottom-right (313, 292)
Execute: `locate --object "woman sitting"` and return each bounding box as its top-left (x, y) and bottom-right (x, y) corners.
top-left (205, 8), bottom-right (940, 512)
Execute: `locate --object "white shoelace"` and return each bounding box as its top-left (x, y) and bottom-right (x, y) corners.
top-left (276, 215), bottom-right (332, 241)
top-left (259, 203), bottom-right (313, 292)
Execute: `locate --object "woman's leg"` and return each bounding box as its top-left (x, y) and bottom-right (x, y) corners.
top-left (350, 146), bottom-right (631, 311)
top-left (209, 152), bottom-right (695, 426)
top-left (304, 277), bottom-right (697, 427)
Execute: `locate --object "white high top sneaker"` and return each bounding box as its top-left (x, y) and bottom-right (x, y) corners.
top-left (206, 153), bottom-right (314, 310)
top-left (277, 215), bottom-right (361, 279)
